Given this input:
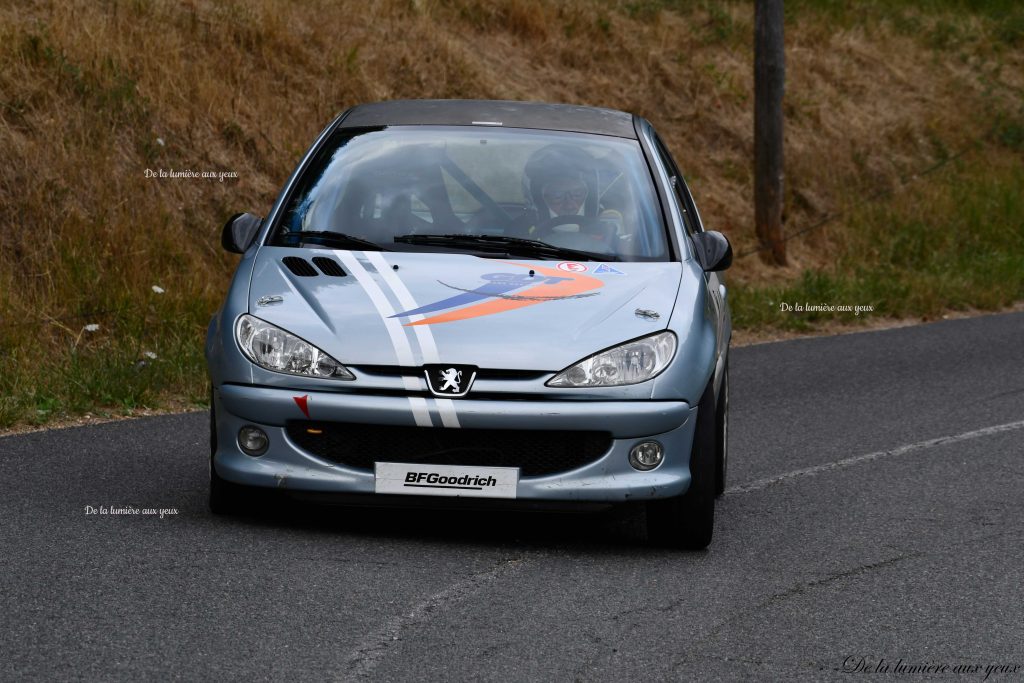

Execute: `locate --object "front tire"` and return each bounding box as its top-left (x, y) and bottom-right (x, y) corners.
top-left (645, 378), bottom-right (716, 549)
top-left (715, 357), bottom-right (729, 497)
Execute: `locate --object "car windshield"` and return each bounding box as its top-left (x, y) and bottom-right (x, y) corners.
top-left (269, 126), bottom-right (670, 261)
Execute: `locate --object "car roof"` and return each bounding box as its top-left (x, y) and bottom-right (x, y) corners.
top-left (337, 99), bottom-right (639, 139)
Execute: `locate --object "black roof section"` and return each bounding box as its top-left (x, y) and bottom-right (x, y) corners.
top-left (338, 100), bottom-right (638, 138)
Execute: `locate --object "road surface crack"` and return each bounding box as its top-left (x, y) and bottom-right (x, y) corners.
top-left (665, 554), bottom-right (915, 672)
top-left (339, 554), bottom-right (529, 680)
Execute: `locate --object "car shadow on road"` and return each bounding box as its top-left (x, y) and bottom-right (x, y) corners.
top-left (212, 490), bottom-right (662, 554)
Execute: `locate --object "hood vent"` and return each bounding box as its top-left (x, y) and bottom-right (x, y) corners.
top-left (313, 257), bottom-right (346, 277)
top-left (282, 256), bottom-right (318, 277)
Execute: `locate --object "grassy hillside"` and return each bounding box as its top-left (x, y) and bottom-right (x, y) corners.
top-left (1, 0), bottom-right (1022, 428)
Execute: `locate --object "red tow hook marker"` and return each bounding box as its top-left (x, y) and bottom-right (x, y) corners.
top-left (293, 394), bottom-right (310, 418)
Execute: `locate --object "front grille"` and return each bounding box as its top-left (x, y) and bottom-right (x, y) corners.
top-left (350, 365), bottom-right (548, 380)
top-left (287, 422), bottom-right (612, 477)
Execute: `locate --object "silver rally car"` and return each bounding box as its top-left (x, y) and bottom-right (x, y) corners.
top-left (207, 100), bottom-right (732, 548)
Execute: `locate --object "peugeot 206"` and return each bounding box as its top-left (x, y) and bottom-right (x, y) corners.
top-left (207, 100), bottom-right (732, 549)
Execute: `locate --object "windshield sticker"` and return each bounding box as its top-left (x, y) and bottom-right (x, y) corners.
top-left (556, 261), bottom-right (588, 273)
top-left (390, 262), bottom-right (603, 326)
top-left (594, 264), bottom-right (625, 275)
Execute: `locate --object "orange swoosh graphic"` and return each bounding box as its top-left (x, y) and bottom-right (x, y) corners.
top-left (405, 262), bottom-right (603, 326)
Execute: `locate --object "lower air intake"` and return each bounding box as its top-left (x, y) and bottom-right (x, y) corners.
top-left (286, 422), bottom-right (612, 477)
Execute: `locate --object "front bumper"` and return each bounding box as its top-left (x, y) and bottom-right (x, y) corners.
top-left (213, 384), bottom-right (698, 503)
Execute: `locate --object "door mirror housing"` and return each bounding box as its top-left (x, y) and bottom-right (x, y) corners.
top-left (691, 231), bottom-right (733, 272)
top-left (221, 213), bottom-right (263, 254)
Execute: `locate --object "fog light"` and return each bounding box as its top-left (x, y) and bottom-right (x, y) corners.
top-left (238, 426), bottom-right (268, 456)
top-left (629, 441), bottom-right (664, 471)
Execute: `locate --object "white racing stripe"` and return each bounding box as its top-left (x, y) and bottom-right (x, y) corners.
top-left (407, 396), bottom-right (431, 427)
top-left (433, 400), bottom-right (461, 429)
top-left (727, 419), bottom-right (1024, 495)
top-left (366, 251), bottom-right (461, 429)
top-left (365, 252), bottom-right (439, 362)
top-left (336, 251), bottom-right (432, 428)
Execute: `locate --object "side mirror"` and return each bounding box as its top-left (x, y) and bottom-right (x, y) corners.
top-left (691, 231), bottom-right (733, 272)
top-left (221, 213), bottom-right (263, 254)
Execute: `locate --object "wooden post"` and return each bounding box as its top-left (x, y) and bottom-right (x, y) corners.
top-left (754, 0), bottom-right (786, 266)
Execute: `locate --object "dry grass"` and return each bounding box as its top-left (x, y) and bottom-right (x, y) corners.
top-left (0, 0), bottom-right (1022, 428)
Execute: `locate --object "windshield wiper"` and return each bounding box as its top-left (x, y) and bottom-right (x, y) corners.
top-left (393, 234), bottom-right (615, 262)
top-left (278, 230), bottom-right (388, 251)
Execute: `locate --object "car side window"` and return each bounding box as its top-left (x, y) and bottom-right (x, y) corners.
top-left (652, 134), bottom-right (701, 236)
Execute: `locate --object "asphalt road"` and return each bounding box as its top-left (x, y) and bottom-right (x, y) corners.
top-left (2, 311), bottom-right (1022, 681)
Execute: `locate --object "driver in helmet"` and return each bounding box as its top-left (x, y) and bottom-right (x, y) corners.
top-left (522, 145), bottom-right (596, 222)
top-left (518, 144), bottom-right (624, 245)
top-left (540, 176), bottom-right (589, 218)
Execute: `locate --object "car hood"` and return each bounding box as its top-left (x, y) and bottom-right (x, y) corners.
top-left (248, 247), bottom-right (684, 371)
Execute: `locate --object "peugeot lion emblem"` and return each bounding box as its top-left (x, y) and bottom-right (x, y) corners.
top-left (423, 364), bottom-right (477, 398)
top-left (439, 368), bottom-right (462, 392)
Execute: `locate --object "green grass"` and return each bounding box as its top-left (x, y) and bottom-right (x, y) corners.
top-left (787, 0), bottom-right (1024, 51)
top-left (0, 288), bottom-right (211, 429)
top-left (730, 153), bottom-right (1024, 332)
top-left (787, 0), bottom-right (1024, 22)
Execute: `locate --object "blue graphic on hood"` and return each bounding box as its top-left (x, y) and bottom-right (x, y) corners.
top-left (390, 272), bottom-right (572, 318)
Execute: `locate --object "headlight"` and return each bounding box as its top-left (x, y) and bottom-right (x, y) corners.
top-left (235, 314), bottom-right (354, 380)
top-left (547, 331), bottom-right (677, 388)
